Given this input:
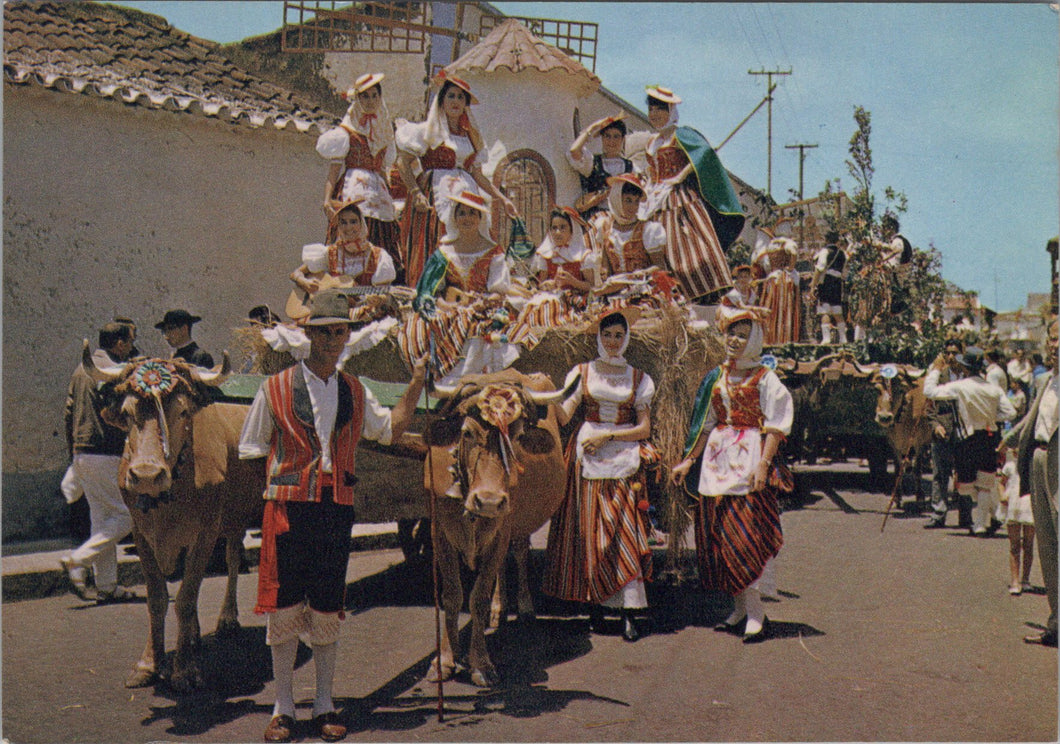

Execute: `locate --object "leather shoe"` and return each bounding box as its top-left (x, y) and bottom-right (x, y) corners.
top-left (923, 519), bottom-right (946, 529)
top-left (621, 612), bottom-right (641, 642)
top-left (743, 617), bottom-right (770, 644)
top-left (263, 714), bottom-right (295, 743)
top-left (714, 617), bottom-right (746, 634)
top-left (314, 711), bottom-right (347, 742)
top-left (1023, 630), bottom-right (1058, 648)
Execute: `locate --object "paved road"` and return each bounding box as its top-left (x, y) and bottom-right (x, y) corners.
top-left (2, 465), bottom-right (1056, 742)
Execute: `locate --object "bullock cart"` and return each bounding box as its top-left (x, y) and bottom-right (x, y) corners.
top-left (235, 303), bottom-right (725, 569)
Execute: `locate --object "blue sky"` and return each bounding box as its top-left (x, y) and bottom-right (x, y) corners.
top-left (113, 1), bottom-right (1058, 312)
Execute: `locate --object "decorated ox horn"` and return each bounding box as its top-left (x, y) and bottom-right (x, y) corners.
top-left (525, 372), bottom-right (581, 407)
top-left (81, 339), bottom-right (131, 384)
top-left (186, 351), bottom-right (231, 387)
top-left (903, 366), bottom-right (926, 380)
top-left (849, 357), bottom-right (880, 377)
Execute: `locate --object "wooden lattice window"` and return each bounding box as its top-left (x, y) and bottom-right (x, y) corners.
top-left (282, 2), bottom-right (429, 54)
top-left (491, 149), bottom-right (556, 249)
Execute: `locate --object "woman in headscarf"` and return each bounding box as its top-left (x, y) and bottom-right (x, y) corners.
top-left (757, 237), bottom-right (801, 345)
top-left (395, 72), bottom-right (518, 286)
top-left (670, 309), bottom-right (793, 643)
top-left (543, 306), bottom-right (659, 642)
top-left (315, 73), bottom-right (403, 280)
top-left (640, 85), bottom-right (746, 302)
top-left (399, 190), bottom-right (518, 386)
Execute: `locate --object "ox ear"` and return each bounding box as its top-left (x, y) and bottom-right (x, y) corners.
top-left (427, 416), bottom-right (462, 448)
top-left (100, 403), bottom-right (128, 432)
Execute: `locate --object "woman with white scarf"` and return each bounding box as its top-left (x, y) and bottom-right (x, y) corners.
top-left (395, 72), bottom-right (517, 287)
top-left (640, 85), bottom-right (746, 302)
top-left (671, 309), bottom-right (794, 643)
top-left (315, 73), bottom-right (402, 279)
top-left (543, 306), bottom-right (659, 642)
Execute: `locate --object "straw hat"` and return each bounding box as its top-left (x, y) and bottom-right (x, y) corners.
top-left (606, 172), bottom-right (646, 195)
top-left (645, 85), bottom-right (682, 105)
top-left (344, 72), bottom-right (384, 99)
top-left (448, 190), bottom-right (490, 214)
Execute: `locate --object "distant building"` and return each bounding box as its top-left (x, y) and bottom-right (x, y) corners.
top-left (994, 292), bottom-right (1051, 346)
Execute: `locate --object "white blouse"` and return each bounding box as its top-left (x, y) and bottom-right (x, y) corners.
top-left (561, 361), bottom-right (655, 480)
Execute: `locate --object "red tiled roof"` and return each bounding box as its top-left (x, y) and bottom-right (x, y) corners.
top-left (3, 1), bottom-right (332, 134)
top-left (446, 18), bottom-right (599, 96)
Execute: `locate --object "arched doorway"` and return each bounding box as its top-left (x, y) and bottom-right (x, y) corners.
top-left (491, 149), bottom-right (556, 248)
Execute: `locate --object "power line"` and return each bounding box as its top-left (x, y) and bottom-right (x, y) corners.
top-left (749, 67), bottom-right (792, 198)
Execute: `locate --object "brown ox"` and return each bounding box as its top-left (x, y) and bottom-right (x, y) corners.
top-left (82, 345), bottom-right (265, 691)
top-left (861, 362), bottom-right (933, 501)
top-left (425, 369), bottom-right (569, 687)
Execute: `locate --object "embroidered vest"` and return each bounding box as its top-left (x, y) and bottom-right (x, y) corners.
top-left (421, 141), bottom-right (477, 172)
top-left (545, 256), bottom-right (584, 281)
top-left (649, 144), bottom-right (688, 182)
top-left (263, 366), bottom-right (364, 505)
top-left (327, 243), bottom-right (381, 284)
top-left (340, 127), bottom-right (387, 174)
top-left (579, 153), bottom-right (633, 195)
top-left (712, 366), bottom-right (768, 429)
top-left (605, 222), bottom-right (652, 273)
top-left (580, 363), bottom-right (643, 426)
top-left (445, 244), bottom-right (503, 293)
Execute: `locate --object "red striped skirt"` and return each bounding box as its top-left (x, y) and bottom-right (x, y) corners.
top-left (693, 489), bottom-right (783, 596)
top-left (759, 273), bottom-right (801, 344)
top-left (657, 182), bottom-right (733, 300)
top-left (396, 305), bottom-right (475, 380)
top-left (400, 179), bottom-right (444, 287)
top-left (542, 443), bottom-right (654, 604)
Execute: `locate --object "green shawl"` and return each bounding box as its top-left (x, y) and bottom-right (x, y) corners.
top-left (674, 126), bottom-right (746, 249)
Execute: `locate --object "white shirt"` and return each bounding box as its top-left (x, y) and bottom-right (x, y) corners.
top-left (923, 369), bottom-right (1017, 434)
top-left (238, 363), bottom-right (394, 472)
top-left (1034, 373), bottom-right (1058, 443)
top-left (986, 362), bottom-right (1008, 393)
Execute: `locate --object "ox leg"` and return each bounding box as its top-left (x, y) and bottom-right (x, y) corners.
top-left (489, 553), bottom-right (508, 628)
top-left (510, 535), bottom-right (536, 623)
top-left (169, 533), bottom-right (214, 692)
top-left (126, 537), bottom-right (170, 688)
top-left (427, 533), bottom-right (461, 683)
top-left (216, 535), bottom-right (243, 637)
top-left (467, 531), bottom-right (509, 688)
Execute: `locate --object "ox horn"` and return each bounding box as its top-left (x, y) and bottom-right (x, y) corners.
top-left (904, 366), bottom-right (926, 379)
top-left (81, 339), bottom-right (130, 383)
top-left (525, 372), bottom-right (582, 406)
top-left (848, 357), bottom-right (878, 376)
top-left (187, 351), bottom-right (231, 387)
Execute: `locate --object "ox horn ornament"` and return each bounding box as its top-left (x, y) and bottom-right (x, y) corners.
top-left (880, 364), bottom-right (899, 379)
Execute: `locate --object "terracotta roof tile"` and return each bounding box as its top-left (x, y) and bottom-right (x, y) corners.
top-left (3, 1), bottom-right (331, 134)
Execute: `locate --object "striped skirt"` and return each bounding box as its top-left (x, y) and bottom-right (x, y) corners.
top-left (542, 444), bottom-right (654, 604)
top-left (506, 293), bottom-right (580, 350)
top-left (396, 305), bottom-right (475, 380)
top-left (657, 181), bottom-right (733, 300)
top-left (400, 178), bottom-right (444, 288)
top-left (759, 272), bottom-right (801, 344)
top-left (693, 489), bottom-right (783, 596)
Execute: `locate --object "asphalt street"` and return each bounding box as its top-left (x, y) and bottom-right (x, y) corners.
top-left (2, 464), bottom-right (1056, 743)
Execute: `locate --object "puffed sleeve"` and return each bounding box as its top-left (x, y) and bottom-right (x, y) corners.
top-left (582, 248), bottom-right (601, 274)
top-left (642, 220), bottom-right (667, 255)
top-left (301, 243), bottom-right (329, 273)
top-left (394, 118), bottom-right (429, 158)
top-left (372, 249), bottom-right (397, 285)
top-left (760, 369), bottom-right (794, 437)
top-left (529, 251), bottom-right (548, 275)
top-left (635, 371), bottom-right (656, 411)
top-left (486, 253), bottom-right (511, 294)
top-left (814, 248), bottom-right (828, 272)
top-left (316, 127), bottom-right (351, 161)
top-left (565, 147), bottom-right (594, 177)
top-left (238, 386), bottom-right (274, 460)
top-left (559, 365), bottom-right (584, 421)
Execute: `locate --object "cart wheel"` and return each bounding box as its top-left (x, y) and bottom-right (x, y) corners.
top-left (397, 518), bottom-right (432, 564)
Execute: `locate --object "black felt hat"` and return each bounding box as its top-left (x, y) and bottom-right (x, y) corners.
top-left (154, 309), bottom-right (202, 330)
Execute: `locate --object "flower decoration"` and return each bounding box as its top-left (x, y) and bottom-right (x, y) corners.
top-left (132, 361), bottom-right (177, 396)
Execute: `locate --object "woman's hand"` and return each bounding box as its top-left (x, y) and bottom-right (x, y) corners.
top-left (411, 191), bottom-right (431, 213)
top-left (582, 433), bottom-right (611, 456)
top-left (298, 277), bottom-right (321, 295)
top-left (752, 459), bottom-right (770, 493)
top-left (502, 196), bottom-right (519, 219)
top-left (670, 458), bottom-right (693, 486)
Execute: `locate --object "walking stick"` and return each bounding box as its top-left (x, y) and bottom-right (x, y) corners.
top-left (423, 333), bottom-right (445, 722)
top-left (880, 454), bottom-right (909, 533)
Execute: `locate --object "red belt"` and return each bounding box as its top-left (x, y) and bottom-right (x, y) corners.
top-left (319, 472), bottom-right (335, 487)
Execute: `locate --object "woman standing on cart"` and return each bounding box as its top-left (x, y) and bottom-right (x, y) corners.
top-left (543, 306), bottom-right (658, 642)
top-left (395, 72), bottom-right (517, 286)
top-left (639, 85), bottom-right (746, 301)
top-left (670, 308), bottom-right (793, 643)
top-left (315, 73), bottom-right (403, 281)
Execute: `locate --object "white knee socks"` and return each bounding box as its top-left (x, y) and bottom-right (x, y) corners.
top-left (312, 641), bottom-right (338, 718)
top-left (743, 588), bottom-right (765, 636)
top-left (270, 638), bottom-right (298, 719)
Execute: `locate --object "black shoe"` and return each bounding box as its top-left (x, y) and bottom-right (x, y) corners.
top-left (923, 519), bottom-right (947, 529)
top-left (622, 611), bottom-right (641, 642)
top-left (742, 617), bottom-right (769, 644)
top-left (589, 607), bottom-right (605, 633)
top-left (1024, 630), bottom-right (1058, 648)
top-left (714, 617), bottom-right (746, 634)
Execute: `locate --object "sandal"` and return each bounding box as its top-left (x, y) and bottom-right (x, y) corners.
top-left (96, 586), bottom-right (138, 604)
top-left (59, 557), bottom-right (92, 601)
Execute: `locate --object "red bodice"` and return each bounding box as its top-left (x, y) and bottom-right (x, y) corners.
top-left (604, 222), bottom-right (652, 273)
top-left (581, 363), bottom-right (642, 425)
top-left (327, 243), bottom-right (381, 285)
top-left (342, 130), bottom-right (387, 174)
top-left (545, 257), bottom-right (585, 281)
top-left (421, 142), bottom-right (476, 172)
top-left (648, 144), bottom-right (689, 182)
top-left (711, 366), bottom-right (768, 429)
top-left (445, 245), bottom-right (503, 293)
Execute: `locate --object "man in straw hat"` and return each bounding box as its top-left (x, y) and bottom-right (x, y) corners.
top-left (924, 346), bottom-right (1016, 537)
top-left (239, 289), bottom-right (426, 742)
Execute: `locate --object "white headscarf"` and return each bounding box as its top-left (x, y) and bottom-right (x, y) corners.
top-left (339, 87), bottom-right (393, 156)
top-left (537, 209), bottom-right (589, 263)
top-left (647, 101), bottom-right (681, 156)
top-left (421, 83), bottom-right (482, 154)
top-left (595, 312), bottom-right (631, 368)
top-left (720, 311), bottom-right (764, 371)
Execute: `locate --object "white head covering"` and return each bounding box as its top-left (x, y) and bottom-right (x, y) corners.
top-left (339, 84), bottom-right (393, 156)
top-left (422, 79), bottom-right (482, 153)
top-left (604, 174), bottom-right (646, 226)
top-left (537, 208), bottom-right (589, 262)
top-left (438, 186), bottom-right (492, 243)
top-left (596, 313), bottom-right (631, 367)
top-left (720, 310), bottom-right (764, 371)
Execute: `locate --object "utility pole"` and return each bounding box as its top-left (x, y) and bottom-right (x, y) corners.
top-left (785, 142), bottom-right (817, 248)
top-left (748, 67), bottom-right (791, 199)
